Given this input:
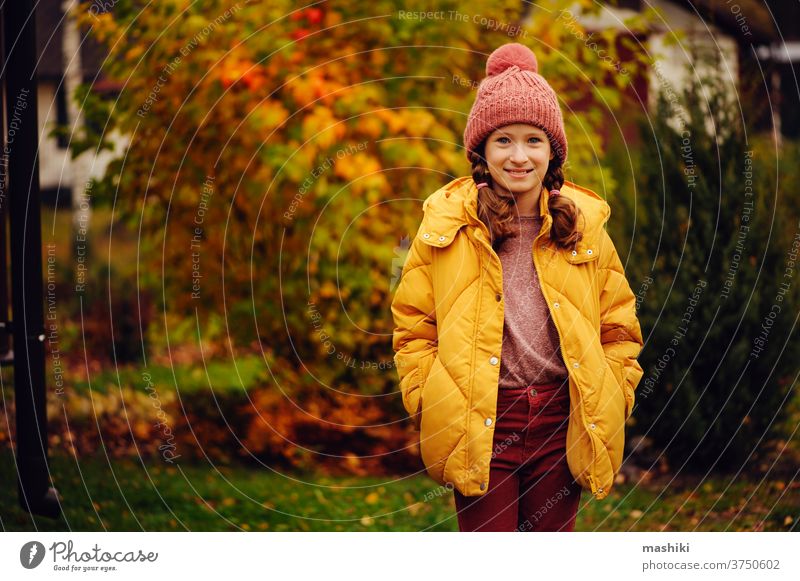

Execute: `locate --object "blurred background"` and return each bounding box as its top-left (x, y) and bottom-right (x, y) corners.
top-left (0, 0), bottom-right (798, 531)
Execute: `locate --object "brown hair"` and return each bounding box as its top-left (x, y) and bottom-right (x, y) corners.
top-left (468, 140), bottom-right (583, 251)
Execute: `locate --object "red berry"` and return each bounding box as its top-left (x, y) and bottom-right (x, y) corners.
top-left (306, 8), bottom-right (323, 25)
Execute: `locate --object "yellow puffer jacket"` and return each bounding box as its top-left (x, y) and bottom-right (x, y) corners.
top-left (391, 176), bottom-right (644, 500)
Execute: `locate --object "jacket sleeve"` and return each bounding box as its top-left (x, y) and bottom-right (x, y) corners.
top-left (391, 229), bottom-right (438, 431)
top-left (597, 227), bottom-right (644, 418)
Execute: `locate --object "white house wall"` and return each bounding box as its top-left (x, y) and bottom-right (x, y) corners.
top-left (564, 0), bottom-right (740, 113)
top-left (37, 82), bottom-right (128, 203)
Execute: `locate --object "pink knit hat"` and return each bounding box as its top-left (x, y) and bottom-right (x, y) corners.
top-left (463, 43), bottom-right (568, 166)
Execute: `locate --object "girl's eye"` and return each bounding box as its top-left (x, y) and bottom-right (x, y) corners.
top-left (496, 137), bottom-right (541, 143)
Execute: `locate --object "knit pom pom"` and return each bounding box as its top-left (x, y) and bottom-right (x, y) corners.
top-left (486, 43), bottom-right (538, 76)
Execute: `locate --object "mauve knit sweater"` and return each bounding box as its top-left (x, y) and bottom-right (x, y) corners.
top-left (495, 214), bottom-right (569, 388)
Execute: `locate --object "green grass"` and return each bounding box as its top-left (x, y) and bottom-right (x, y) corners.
top-left (1, 450), bottom-right (456, 532)
top-left (1, 450), bottom-right (795, 531)
top-left (69, 354), bottom-right (267, 396)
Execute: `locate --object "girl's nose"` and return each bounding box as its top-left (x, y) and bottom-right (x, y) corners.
top-left (510, 146), bottom-right (528, 163)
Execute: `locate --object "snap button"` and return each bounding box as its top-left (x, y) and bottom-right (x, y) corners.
top-left (571, 250), bottom-right (577, 256)
top-left (480, 482), bottom-right (486, 491)
top-left (597, 487), bottom-right (603, 494)
top-left (589, 423), bottom-right (596, 430)
top-left (573, 362), bottom-right (580, 368)
top-left (553, 302), bottom-right (560, 308)
top-left (529, 388), bottom-right (537, 396)
top-left (495, 293), bottom-right (501, 302)
top-left (438, 235), bottom-right (446, 242)
top-left (423, 233), bottom-right (430, 239)
top-left (489, 356), bottom-right (498, 365)
top-left (484, 417), bottom-right (492, 427)
top-left (587, 249), bottom-right (593, 255)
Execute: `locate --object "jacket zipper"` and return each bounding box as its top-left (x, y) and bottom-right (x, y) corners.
top-left (531, 220), bottom-right (599, 496)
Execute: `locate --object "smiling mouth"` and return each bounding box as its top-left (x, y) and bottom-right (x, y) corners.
top-left (505, 168), bottom-right (533, 176)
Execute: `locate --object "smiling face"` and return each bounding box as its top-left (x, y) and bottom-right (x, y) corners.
top-left (484, 123), bottom-right (554, 205)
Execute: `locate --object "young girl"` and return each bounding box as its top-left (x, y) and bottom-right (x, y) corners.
top-left (391, 43), bottom-right (644, 532)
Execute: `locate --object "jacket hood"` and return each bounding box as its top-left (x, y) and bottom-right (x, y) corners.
top-left (420, 176), bottom-right (611, 254)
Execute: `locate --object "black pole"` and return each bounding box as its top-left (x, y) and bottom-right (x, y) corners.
top-left (0, 6), bottom-right (9, 364)
top-left (3, 0), bottom-right (60, 518)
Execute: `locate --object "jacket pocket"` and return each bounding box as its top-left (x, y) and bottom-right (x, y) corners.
top-left (606, 355), bottom-right (634, 420)
top-left (411, 350), bottom-right (437, 430)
